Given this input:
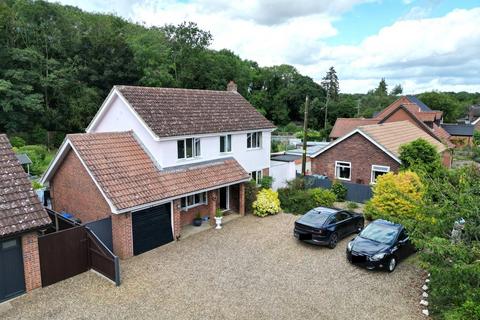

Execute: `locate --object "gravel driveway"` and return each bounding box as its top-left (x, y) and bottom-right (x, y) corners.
top-left (3, 214), bottom-right (424, 320)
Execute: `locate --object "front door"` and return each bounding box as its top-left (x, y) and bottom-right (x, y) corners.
top-left (0, 237), bottom-right (25, 302)
top-left (219, 186), bottom-right (229, 211)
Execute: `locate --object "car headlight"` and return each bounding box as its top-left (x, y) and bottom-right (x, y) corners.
top-left (370, 253), bottom-right (386, 261)
top-left (347, 241), bottom-right (353, 251)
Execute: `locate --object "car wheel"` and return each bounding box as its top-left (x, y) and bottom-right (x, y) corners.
top-left (387, 256), bottom-right (397, 272)
top-left (328, 233), bottom-right (338, 249)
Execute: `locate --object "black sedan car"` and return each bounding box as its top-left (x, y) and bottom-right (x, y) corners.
top-left (346, 219), bottom-right (416, 272)
top-left (294, 207), bottom-right (364, 248)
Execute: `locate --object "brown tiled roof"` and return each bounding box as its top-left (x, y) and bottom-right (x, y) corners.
top-left (0, 134), bottom-right (50, 237)
top-left (329, 118), bottom-right (378, 138)
top-left (67, 132), bottom-right (249, 211)
top-left (116, 86), bottom-right (276, 138)
top-left (359, 121), bottom-right (447, 157)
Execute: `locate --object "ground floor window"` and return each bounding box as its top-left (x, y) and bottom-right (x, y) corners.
top-left (335, 161), bottom-right (351, 181)
top-left (371, 165), bottom-right (390, 184)
top-left (180, 192), bottom-right (207, 211)
top-left (249, 170), bottom-right (263, 184)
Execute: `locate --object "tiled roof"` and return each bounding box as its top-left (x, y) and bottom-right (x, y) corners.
top-left (116, 86), bottom-right (275, 138)
top-left (359, 121), bottom-right (447, 157)
top-left (67, 132), bottom-right (249, 211)
top-left (406, 95), bottom-right (432, 112)
top-left (0, 134), bottom-right (50, 237)
top-left (329, 118), bottom-right (378, 138)
top-left (440, 124), bottom-right (475, 136)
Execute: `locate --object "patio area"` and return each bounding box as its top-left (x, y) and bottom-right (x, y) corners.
top-left (180, 211), bottom-right (242, 240)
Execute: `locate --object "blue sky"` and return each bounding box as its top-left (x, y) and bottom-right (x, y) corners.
top-left (50, 0), bottom-right (480, 93)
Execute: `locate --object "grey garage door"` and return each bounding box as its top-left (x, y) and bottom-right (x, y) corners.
top-left (132, 203), bottom-right (174, 255)
top-left (0, 237), bottom-right (25, 302)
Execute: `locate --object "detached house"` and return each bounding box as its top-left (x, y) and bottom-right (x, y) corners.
top-left (41, 83), bottom-right (275, 258)
top-left (330, 95), bottom-right (453, 147)
top-left (1, 134), bottom-right (51, 302)
top-left (311, 121), bottom-right (450, 185)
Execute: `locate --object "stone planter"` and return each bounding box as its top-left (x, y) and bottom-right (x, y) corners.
top-left (215, 216), bottom-right (223, 229)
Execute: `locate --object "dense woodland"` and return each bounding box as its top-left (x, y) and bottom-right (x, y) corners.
top-left (1, 0), bottom-right (479, 147)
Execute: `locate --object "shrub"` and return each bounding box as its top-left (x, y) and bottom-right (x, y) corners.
top-left (309, 188), bottom-right (336, 207)
top-left (399, 138), bottom-right (441, 174)
top-left (278, 188), bottom-right (314, 215)
top-left (245, 180), bottom-right (259, 213)
top-left (10, 136), bottom-right (26, 148)
top-left (346, 201), bottom-right (359, 210)
top-left (13, 145), bottom-right (55, 176)
top-left (331, 181), bottom-right (347, 201)
top-left (252, 188), bottom-right (281, 217)
top-left (259, 176), bottom-right (273, 189)
top-left (215, 208), bottom-right (223, 218)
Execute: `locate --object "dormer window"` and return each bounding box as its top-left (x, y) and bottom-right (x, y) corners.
top-left (247, 132), bottom-right (262, 149)
top-left (177, 138), bottom-right (201, 159)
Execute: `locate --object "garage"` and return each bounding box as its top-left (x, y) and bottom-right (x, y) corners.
top-left (132, 203), bottom-right (174, 255)
top-left (0, 237), bottom-right (26, 302)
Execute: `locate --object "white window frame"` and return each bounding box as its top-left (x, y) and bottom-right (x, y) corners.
top-left (220, 134), bottom-right (232, 153)
top-left (249, 170), bottom-right (263, 185)
top-left (247, 132), bottom-right (262, 149)
top-left (177, 137), bottom-right (201, 159)
top-left (180, 191), bottom-right (208, 211)
top-left (335, 161), bottom-right (351, 181)
top-left (371, 165), bottom-right (390, 184)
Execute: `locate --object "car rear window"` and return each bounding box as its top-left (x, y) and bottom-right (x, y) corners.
top-left (301, 209), bottom-right (331, 225)
top-left (359, 223), bottom-right (399, 244)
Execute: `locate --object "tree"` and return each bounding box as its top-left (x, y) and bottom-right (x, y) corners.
top-left (321, 66), bottom-right (339, 101)
top-left (390, 84), bottom-right (403, 95)
top-left (418, 91), bottom-right (463, 122)
top-left (399, 139), bottom-right (442, 175)
top-left (375, 78), bottom-right (388, 95)
top-left (473, 131), bottom-right (480, 147)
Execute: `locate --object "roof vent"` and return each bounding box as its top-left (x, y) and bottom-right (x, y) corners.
top-left (227, 80), bottom-right (237, 93)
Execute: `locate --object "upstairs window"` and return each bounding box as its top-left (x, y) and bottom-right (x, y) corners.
top-left (335, 161), bottom-right (351, 181)
top-left (220, 135), bottom-right (232, 153)
top-left (177, 138), bottom-right (201, 159)
top-left (247, 132), bottom-right (262, 149)
top-left (371, 165), bottom-right (390, 184)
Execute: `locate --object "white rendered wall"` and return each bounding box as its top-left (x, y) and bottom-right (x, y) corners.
top-left (89, 94), bottom-right (271, 172)
top-left (270, 160), bottom-right (296, 190)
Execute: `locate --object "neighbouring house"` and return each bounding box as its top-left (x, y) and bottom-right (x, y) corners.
top-left (284, 142), bottom-right (330, 174)
top-left (311, 121), bottom-right (450, 185)
top-left (330, 95), bottom-right (454, 147)
top-left (440, 123), bottom-right (475, 146)
top-left (0, 134), bottom-right (51, 302)
top-left (41, 82), bottom-right (275, 259)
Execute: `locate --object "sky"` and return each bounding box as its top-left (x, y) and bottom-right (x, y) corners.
top-left (49, 0), bottom-right (480, 94)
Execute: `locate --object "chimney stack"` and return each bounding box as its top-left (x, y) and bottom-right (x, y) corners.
top-left (227, 80), bottom-right (237, 93)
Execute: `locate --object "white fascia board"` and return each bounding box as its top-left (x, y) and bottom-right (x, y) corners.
top-left (119, 178), bottom-right (251, 214)
top-left (473, 117), bottom-right (480, 125)
top-left (85, 87), bottom-right (117, 133)
top-left (40, 138), bottom-right (71, 185)
top-left (310, 129), bottom-right (401, 164)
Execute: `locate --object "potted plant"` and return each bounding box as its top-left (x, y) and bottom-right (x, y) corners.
top-left (193, 212), bottom-right (202, 227)
top-left (215, 208), bottom-right (223, 229)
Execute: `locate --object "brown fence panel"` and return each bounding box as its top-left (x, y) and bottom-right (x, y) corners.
top-left (38, 226), bottom-right (89, 287)
top-left (86, 229), bottom-right (120, 286)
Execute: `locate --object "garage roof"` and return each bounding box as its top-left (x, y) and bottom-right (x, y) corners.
top-left (42, 131), bottom-right (250, 213)
top-left (0, 134), bottom-right (51, 237)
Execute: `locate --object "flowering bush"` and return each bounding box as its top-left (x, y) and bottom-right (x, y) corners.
top-left (252, 188), bottom-right (281, 217)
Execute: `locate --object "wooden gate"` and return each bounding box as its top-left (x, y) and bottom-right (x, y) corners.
top-left (38, 226), bottom-right (89, 287)
top-left (38, 212), bottom-right (120, 287)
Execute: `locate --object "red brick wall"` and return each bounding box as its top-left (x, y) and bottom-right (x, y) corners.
top-left (239, 183), bottom-right (245, 216)
top-left (51, 150), bottom-right (111, 223)
top-left (180, 203), bottom-right (210, 226)
top-left (474, 121), bottom-right (480, 131)
top-left (22, 232), bottom-right (42, 292)
top-left (173, 199), bottom-right (181, 239)
top-left (208, 190), bottom-right (218, 226)
top-left (311, 133), bottom-right (401, 185)
top-left (442, 150), bottom-right (453, 168)
top-left (262, 168), bottom-right (270, 177)
top-left (111, 213), bottom-right (133, 259)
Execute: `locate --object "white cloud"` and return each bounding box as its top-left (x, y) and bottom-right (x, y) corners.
top-left (48, 1), bottom-right (480, 93)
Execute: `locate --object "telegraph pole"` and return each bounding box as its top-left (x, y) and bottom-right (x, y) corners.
top-left (302, 96), bottom-right (309, 176)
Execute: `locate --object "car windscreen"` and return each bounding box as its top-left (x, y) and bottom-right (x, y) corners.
top-left (300, 210), bottom-right (331, 226)
top-left (359, 223), bottom-right (399, 244)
